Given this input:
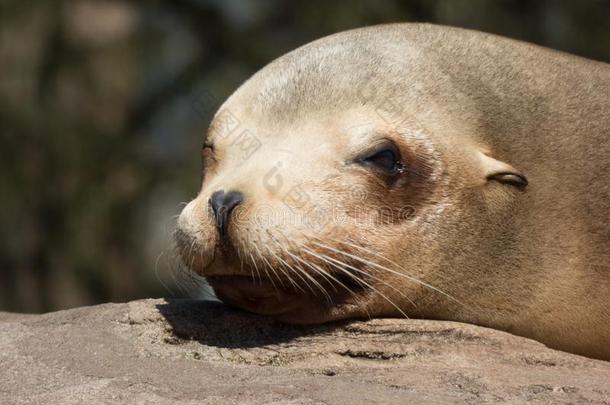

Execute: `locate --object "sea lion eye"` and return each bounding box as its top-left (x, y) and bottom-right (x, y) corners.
top-left (357, 143), bottom-right (405, 174)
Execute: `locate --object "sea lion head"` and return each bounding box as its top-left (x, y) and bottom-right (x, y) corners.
top-left (175, 24), bottom-right (529, 324)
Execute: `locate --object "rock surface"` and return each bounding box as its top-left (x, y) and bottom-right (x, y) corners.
top-left (1, 299), bottom-right (608, 404)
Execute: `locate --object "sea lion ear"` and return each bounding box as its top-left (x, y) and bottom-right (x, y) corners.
top-left (478, 151), bottom-right (528, 189)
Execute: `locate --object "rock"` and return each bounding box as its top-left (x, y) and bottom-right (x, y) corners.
top-left (0, 299), bottom-right (608, 404)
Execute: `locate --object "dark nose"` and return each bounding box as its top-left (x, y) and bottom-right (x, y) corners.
top-left (209, 190), bottom-right (244, 238)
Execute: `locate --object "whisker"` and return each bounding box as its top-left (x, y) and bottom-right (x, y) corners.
top-left (272, 230), bottom-right (339, 293)
top-left (302, 244), bottom-right (416, 309)
top-left (299, 245), bottom-right (410, 319)
top-left (253, 239), bottom-right (279, 291)
top-left (317, 237), bottom-right (465, 308)
top-left (235, 232), bottom-right (254, 282)
top-left (185, 237), bottom-right (202, 295)
top-left (266, 231), bottom-right (322, 294)
top-left (268, 235), bottom-right (333, 303)
top-left (248, 253), bottom-right (263, 285)
top-left (266, 241), bottom-right (307, 294)
top-left (282, 246), bottom-right (339, 293)
top-left (288, 240), bottom-right (372, 313)
top-left (253, 235), bottom-right (283, 291)
top-left (154, 250), bottom-right (176, 297)
top-left (172, 237), bottom-right (197, 297)
top-left (243, 231), bottom-right (263, 285)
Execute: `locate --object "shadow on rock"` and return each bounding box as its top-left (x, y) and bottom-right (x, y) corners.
top-left (157, 299), bottom-right (342, 349)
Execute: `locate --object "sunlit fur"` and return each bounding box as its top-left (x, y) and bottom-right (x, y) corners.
top-left (176, 24), bottom-right (610, 360)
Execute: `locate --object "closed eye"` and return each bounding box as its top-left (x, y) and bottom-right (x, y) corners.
top-left (202, 142), bottom-right (216, 168)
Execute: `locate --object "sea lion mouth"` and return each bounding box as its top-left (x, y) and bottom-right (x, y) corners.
top-left (207, 275), bottom-right (305, 316)
top-left (206, 268), bottom-right (367, 318)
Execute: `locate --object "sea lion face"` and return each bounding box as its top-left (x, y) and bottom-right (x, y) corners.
top-left (176, 99), bottom-right (458, 323)
top-left (176, 26), bottom-right (528, 324)
top-left (172, 23), bottom-right (610, 360)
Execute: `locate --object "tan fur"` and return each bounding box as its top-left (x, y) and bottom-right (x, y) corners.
top-left (176, 24), bottom-right (610, 360)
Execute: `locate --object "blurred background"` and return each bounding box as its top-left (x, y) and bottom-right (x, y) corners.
top-left (1, 0), bottom-right (609, 313)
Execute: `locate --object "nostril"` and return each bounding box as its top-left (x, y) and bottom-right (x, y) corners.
top-left (224, 191), bottom-right (244, 212)
top-left (209, 190), bottom-right (225, 218)
top-left (209, 190), bottom-right (244, 237)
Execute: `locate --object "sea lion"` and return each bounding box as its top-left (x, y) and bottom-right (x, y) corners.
top-left (175, 24), bottom-right (610, 360)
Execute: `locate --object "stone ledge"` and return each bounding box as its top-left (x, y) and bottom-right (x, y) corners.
top-left (1, 299), bottom-right (608, 404)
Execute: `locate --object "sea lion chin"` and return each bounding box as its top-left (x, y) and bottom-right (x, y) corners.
top-left (175, 23), bottom-right (610, 360)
